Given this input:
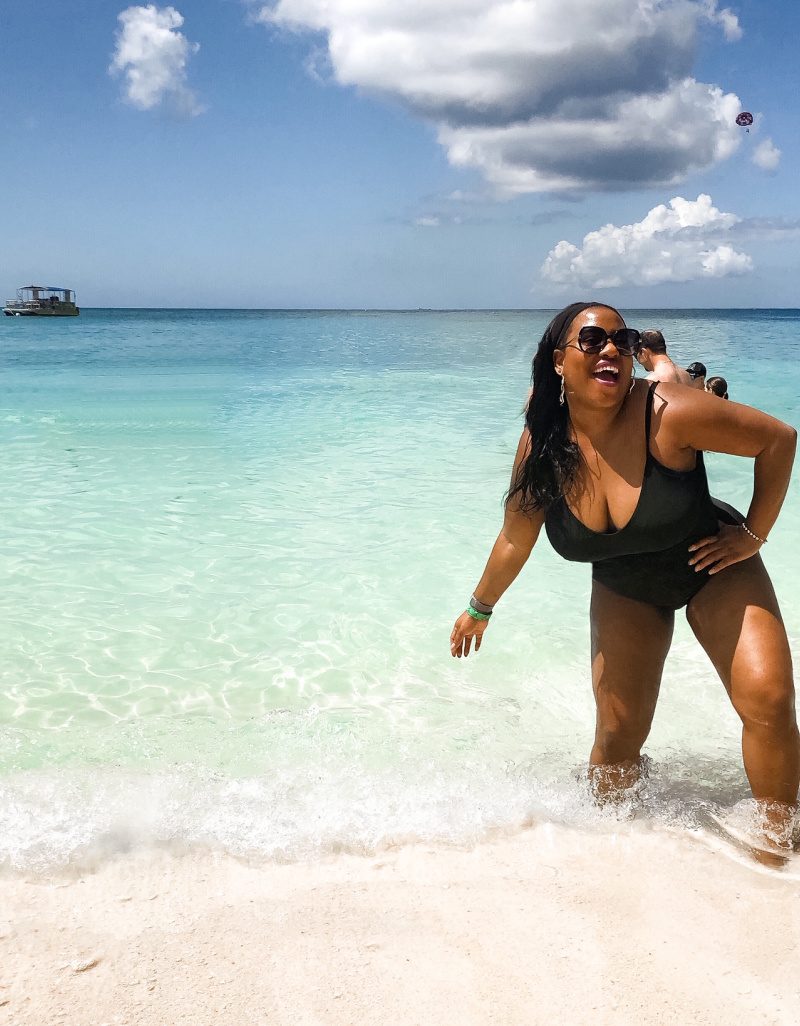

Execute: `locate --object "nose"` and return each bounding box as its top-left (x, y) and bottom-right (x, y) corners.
top-left (599, 338), bottom-right (620, 358)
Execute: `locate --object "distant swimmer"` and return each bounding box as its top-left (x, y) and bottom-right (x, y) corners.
top-left (686, 361), bottom-right (707, 390)
top-left (706, 375), bottom-right (729, 399)
top-left (451, 302), bottom-right (799, 862)
top-left (635, 329), bottom-right (693, 385)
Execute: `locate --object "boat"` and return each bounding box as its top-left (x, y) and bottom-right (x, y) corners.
top-left (3, 285), bottom-right (80, 317)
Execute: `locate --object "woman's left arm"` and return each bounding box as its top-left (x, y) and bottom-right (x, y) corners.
top-left (660, 387), bottom-right (797, 574)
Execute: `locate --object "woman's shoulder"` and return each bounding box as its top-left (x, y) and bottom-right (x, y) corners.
top-left (650, 380), bottom-right (704, 413)
top-left (648, 379), bottom-right (734, 460)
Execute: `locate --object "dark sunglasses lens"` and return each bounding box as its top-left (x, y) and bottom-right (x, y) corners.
top-left (577, 327), bottom-right (605, 353)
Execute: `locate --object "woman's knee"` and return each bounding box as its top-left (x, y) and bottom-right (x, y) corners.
top-left (593, 708), bottom-right (653, 762)
top-left (733, 672), bottom-right (797, 735)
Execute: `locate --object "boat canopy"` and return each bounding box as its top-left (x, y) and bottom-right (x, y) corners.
top-left (8, 285), bottom-right (77, 307)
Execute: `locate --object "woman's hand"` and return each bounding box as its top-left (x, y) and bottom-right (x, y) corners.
top-left (450, 611), bottom-right (489, 658)
top-left (688, 523), bottom-right (762, 575)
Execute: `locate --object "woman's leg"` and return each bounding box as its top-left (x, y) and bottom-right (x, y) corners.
top-left (589, 580), bottom-right (675, 797)
top-left (686, 556), bottom-right (800, 834)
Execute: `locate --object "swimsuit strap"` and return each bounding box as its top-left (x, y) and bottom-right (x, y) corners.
top-left (644, 381), bottom-right (657, 450)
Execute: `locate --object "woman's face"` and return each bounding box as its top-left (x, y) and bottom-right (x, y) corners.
top-left (552, 306), bottom-right (633, 407)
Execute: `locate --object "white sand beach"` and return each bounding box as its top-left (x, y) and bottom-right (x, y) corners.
top-left (3, 825), bottom-right (799, 1026)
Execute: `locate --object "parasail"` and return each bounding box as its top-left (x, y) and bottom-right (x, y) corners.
top-left (736, 111), bottom-right (753, 133)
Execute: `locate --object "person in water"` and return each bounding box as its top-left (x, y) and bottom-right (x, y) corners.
top-left (706, 375), bottom-right (729, 399)
top-left (635, 329), bottom-right (693, 385)
top-left (686, 361), bottom-right (707, 390)
top-left (450, 302), bottom-right (798, 853)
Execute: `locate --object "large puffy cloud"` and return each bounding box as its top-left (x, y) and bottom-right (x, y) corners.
top-left (257, 0), bottom-right (743, 193)
top-left (110, 5), bottom-right (203, 116)
top-left (440, 79), bottom-right (741, 194)
top-left (541, 194), bottom-right (753, 287)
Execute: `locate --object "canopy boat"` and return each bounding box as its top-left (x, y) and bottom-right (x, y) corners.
top-left (4, 285), bottom-right (79, 317)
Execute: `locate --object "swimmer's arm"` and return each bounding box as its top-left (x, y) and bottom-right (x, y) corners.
top-left (472, 428), bottom-right (545, 605)
top-left (661, 385), bottom-right (797, 542)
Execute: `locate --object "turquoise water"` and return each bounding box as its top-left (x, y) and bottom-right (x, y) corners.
top-left (1, 309), bottom-right (799, 868)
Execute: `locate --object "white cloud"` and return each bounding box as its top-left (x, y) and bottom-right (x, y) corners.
top-left (704, 1), bottom-right (742, 40)
top-left (414, 216), bottom-right (441, 228)
top-left (752, 137), bottom-right (781, 172)
top-left (256, 0), bottom-right (743, 193)
top-left (541, 194), bottom-right (753, 287)
top-left (110, 5), bottom-right (203, 116)
top-left (439, 79), bottom-right (741, 195)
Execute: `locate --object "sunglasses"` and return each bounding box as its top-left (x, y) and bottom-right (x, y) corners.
top-left (564, 326), bottom-right (640, 356)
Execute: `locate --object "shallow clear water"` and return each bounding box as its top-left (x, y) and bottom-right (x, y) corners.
top-left (1, 308), bottom-right (798, 868)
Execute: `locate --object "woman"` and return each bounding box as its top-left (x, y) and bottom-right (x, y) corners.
top-left (450, 303), bottom-right (799, 853)
top-left (706, 375), bottom-right (729, 399)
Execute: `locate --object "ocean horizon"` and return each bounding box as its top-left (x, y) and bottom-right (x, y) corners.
top-left (60, 305), bottom-right (800, 311)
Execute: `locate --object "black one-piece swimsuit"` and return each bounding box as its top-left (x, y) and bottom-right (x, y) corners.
top-left (544, 382), bottom-right (742, 610)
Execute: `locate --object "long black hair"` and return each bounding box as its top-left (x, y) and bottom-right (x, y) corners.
top-left (506, 301), bottom-right (622, 514)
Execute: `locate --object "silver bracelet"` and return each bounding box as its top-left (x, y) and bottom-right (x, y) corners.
top-left (740, 522), bottom-right (768, 545)
top-left (470, 594), bottom-right (495, 614)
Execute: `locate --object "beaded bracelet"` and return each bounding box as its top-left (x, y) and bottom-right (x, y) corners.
top-left (740, 522), bottom-right (768, 545)
top-left (466, 605), bottom-right (492, 621)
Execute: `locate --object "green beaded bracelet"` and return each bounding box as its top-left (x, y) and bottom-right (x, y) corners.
top-left (466, 605), bottom-right (492, 621)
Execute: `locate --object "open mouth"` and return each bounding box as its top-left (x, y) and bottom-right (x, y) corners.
top-left (592, 363), bottom-right (620, 385)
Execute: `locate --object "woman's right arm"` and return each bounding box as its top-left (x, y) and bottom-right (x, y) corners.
top-left (450, 428), bottom-right (544, 658)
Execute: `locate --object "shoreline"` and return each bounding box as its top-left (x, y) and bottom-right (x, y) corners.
top-left (3, 825), bottom-right (799, 1026)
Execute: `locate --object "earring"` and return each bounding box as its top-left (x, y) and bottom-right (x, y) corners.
top-left (558, 373), bottom-right (566, 406)
top-left (628, 364), bottom-right (636, 395)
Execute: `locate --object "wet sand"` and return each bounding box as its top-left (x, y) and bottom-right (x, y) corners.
top-left (3, 824), bottom-right (799, 1026)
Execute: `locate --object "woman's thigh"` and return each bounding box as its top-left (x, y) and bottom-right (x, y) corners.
top-left (686, 555), bottom-right (795, 720)
top-left (590, 579), bottom-right (675, 747)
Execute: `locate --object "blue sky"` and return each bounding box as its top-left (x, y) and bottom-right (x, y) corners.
top-left (0, 0), bottom-right (797, 308)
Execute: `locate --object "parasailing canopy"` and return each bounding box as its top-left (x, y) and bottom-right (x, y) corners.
top-left (735, 111), bottom-right (753, 133)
